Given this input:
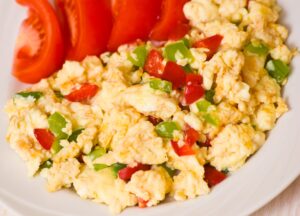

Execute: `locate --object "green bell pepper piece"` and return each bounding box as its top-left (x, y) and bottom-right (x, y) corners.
top-left (111, 163), bottom-right (126, 177)
top-left (128, 45), bottom-right (147, 67)
top-left (15, 91), bottom-right (43, 101)
top-left (164, 41), bottom-right (193, 63)
top-left (203, 113), bottom-right (219, 126)
top-left (68, 129), bottom-right (84, 142)
top-left (94, 164), bottom-right (109, 171)
top-left (149, 79), bottom-right (172, 93)
top-left (196, 99), bottom-right (212, 112)
top-left (89, 147), bottom-right (106, 161)
top-left (205, 89), bottom-right (215, 104)
top-left (266, 59), bottom-right (290, 84)
top-left (48, 112), bottom-right (68, 139)
top-left (40, 160), bottom-right (53, 169)
top-left (155, 121), bottom-right (180, 138)
top-left (51, 139), bottom-right (63, 154)
top-left (245, 42), bottom-right (269, 56)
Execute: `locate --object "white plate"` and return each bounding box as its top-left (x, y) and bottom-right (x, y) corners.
top-left (0, 1), bottom-right (299, 216)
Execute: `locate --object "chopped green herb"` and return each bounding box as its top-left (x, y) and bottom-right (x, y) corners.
top-left (128, 45), bottom-right (148, 67)
top-left (54, 90), bottom-right (64, 99)
top-left (40, 160), bottom-right (53, 169)
top-left (203, 113), bottom-right (219, 126)
top-left (68, 129), bottom-right (84, 142)
top-left (48, 112), bottom-right (68, 139)
top-left (51, 139), bottom-right (63, 154)
top-left (111, 163), bottom-right (126, 177)
top-left (94, 164), bottom-right (109, 171)
top-left (245, 42), bottom-right (269, 56)
top-left (161, 163), bottom-right (176, 177)
top-left (15, 91), bottom-right (43, 101)
top-left (164, 41), bottom-right (194, 63)
top-left (266, 59), bottom-right (290, 84)
top-left (89, 147), bottom-right (106, 161)
top-left (182, 64), bottom-right (193, 73)
top-left (149, 79), bottom-right (172, 93)
top-left (205, 89), bottom-right (215, 104)
top-left (196, 99), bottom-right (211, 112)
top-left (155, 121), bottom-right (180, 138)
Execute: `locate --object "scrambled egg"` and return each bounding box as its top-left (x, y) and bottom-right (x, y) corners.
top-left (5, 0), bottom-right (295, 214)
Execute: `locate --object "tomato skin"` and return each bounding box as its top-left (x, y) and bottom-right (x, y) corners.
top-left (193, 34), bottom-right (223, 59)
top-left (167, 23), bottom-right (191, 41)
top-left (118, 163), bottom-right (151, 181)
top-left (65, 83), bottom-right (99, 102)
top-left (34, 129), bottom-right (55, 150)
top-left (150, 0), bottom-right (190, 41)
top-left (56, 0), bottom-right (113, 61)
top-left (108, 0), bottom-right (163, 51)
top-left (162, 61), bottom-right (186, 89)
top-left (204, 165), bottom-right (227, 187)
top-left (138, 197), bottom-right (148, 208)
top-left (13, 0), bottom-right (65, 84)
top-left (144, 50), bottom-right (165, 78)
top-left (171, 141), bottom-right (195, 156)
top-left (184, 125), bottom-right (199, 146)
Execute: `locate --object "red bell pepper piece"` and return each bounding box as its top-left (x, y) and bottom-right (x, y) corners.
top-left (137, 197), bottom-right (149, 208)
top-left (108, 0), bottom-right (163, 51)
top-left (162, 61), bottom-right (186, 89)
top-left (186, 74), bottom-right (203, 86)
top-left (118, 163), bottom-right (151, 181)
top-left (144, 49), bottom-right (165, 78)
top-left (171, 141), bottom-right (195, 156)
top-left (204, 165), bottom-right (227, 187)
top-left (34, 129), bottom-right (55, 150)
top-left (193, 34), bottom-right (223, 59)
top-left (184, 84), bottom-right (204, 105)
top-left (65, 83), bottom-right (99, 102)
top-left (184, 125), bottom-right (199, 146)
top-left (150, 0), bottom-right (190, 41)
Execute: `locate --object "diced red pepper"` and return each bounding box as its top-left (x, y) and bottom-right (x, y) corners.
top-left (204, 165), bottom-right (227, 187)
top-left (137, 197), bottom-right (149, 208)
top-left (148, 116), bottom-right (162, 126)
top-left (65, 83), bottom-right (99, 102)
top-left (193, 34), bottom-right (223, 59)
top-left (150, 0), bottom-right (189, 41)
top-left (144, 49), bottom-right (165, 78)
top-left (162, 61), bottom-right (186, 89)
top-left (34, 129), bottom-right (55, 150)
top-left (184, 83), bottom-right (204, 105)
top-left (186, 74), bottom-right (203, 86)
top-left (184, 125), bottom-right (199, 146)
top-left (171, 141), bottom-right (195, 156)
top-left (118, 163), bottom-right (151, 181)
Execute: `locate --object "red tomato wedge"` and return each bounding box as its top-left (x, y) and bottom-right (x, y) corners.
top-left (108, 0), bottom-right (163, 51)
top-left (34, 129), bottom-right (55, 150)
top-left (171, 141), bottom-right (195, 156)
top-left (118, 163), bottom-right (151, 181)
top-left (56, 0), bottom-right (113, 61)
top-left (204, 165), bottom-right (227, 187)
top-left (12, 0), bottom-right (65, 84)
top-left (150, 0), bottom-right (190, 41)
top-left (65, 83), bottom-right (99, 102)
top-left (193, 34), bottom-right (223, 59)
top-left (184, 125), bottom-right (199, 146)
top-left (137, 198), bottom-right (148, 208)
top-left (162, 61), bottom-right (186, 89)
top-left (144, 49), bottom-right (165, 78)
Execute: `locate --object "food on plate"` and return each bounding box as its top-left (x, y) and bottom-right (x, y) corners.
top-left (5, 0), bottom-right (295, 214)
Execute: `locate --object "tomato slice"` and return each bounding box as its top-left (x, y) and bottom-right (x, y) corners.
top-left (137, 197), bottom-right (148, 208)
top-left (12, 0), bottom-right (65, 84)
top-left (171, 141), bottom-right (195, 156)
top-left (108, 0), bottom-right (163, 51)
top-left (204, 165), bottom-right (227, 187)
top-left (34, 128), bottom-right (55, 150)
top-left (193, 34), bottom-right (223, 59)
top-left (65, 83), bottom-right (99, 102)
top-left (162, 61), bottom-right (186, 89)
top-left (144, 49), bottom-right (165, 78)
top-left (56, 0), bottom-right (113, 61)
top-left (184, 125), bottom-right (199, 146)
top-left (118, 163), bottom-right (151, 181)
top-left (150, 0), bottom-right (190, 41)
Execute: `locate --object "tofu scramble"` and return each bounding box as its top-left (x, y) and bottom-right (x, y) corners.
top-left (5, 0), bottom-right (295, 214)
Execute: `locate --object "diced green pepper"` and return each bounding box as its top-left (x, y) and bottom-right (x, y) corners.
top-left (155, 121), bottom-right (180, 138)
top-left (128, 45), bottom-right (147, 67)
top-left (48, 112), bottom-right (68, 139)
top-left (182, 64), bottom-right (193, 73)
top-left (111, 163), bottom-right (126, 177)
top-left (89, 147), bottom-right (106, 161)
top-left (196, 99), bottom-right (211, 112)
top-left (182, 38), bottom-right (191, 48)
top-left (94, 164), bottom-right (109, 171)
top-left (68, 129), bottom-right (84, 142)
top-left (40, 160), bottom-right (53, 169)
top-left (164, 41), bottom-right (194, 63)
top-left (245, 42), bottom-right (269, 56)
top-left (203, 113), bottom-right (219, 126)
top-left (149, 79), bottom-right (172, 93)
top-left (15, 91), bottom-right (43, 101)
top-left (160, 163), bottom-right (176, 177)
top-left (266, 59), bottom-right (290, 84)
top-left (51, 139), bottom-right (63, 154)
top-left (205, 89), bottom-right (215, 104)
